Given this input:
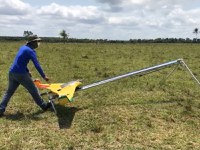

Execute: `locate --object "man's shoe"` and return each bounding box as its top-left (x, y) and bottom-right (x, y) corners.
top-left (0, 113), bottom-right (4, 117)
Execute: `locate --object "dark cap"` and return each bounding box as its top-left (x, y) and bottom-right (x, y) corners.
top-left (26, 35), bottom-right (41, 43)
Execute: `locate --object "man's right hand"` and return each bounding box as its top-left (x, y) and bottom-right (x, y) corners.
top-left (44, 76), bottom-right (49, 82)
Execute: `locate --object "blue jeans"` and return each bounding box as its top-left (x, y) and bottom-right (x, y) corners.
top-left (0, 72), bottom-right (47, 113)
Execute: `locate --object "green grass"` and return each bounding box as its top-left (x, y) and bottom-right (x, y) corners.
top-left (0, 42), bottom-right (200, 149)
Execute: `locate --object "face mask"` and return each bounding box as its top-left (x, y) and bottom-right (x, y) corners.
top-left (37, 42), bottom-right (41, 47)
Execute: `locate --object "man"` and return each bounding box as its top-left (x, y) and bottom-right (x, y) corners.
top-left (0, 35), bottom-right (51, 116)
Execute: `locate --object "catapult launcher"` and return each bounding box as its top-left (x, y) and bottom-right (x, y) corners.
top-left (34, 59), bottom-right (200, 113)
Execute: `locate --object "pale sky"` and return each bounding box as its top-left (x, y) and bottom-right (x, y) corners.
top-left (0, 0), bottom-right (200, 40)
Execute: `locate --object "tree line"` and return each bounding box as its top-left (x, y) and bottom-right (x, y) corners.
top-left (0, 28), bottom-right (199, 43)
top-left (1, 36), bottom-right (200, 43)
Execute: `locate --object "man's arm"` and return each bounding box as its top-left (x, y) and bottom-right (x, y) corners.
top-left (29, 51), bottom-right (47, 80)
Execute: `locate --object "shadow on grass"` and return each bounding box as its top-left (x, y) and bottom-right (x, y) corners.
top-left (5, 111), bottom-right (25, 121)
top-left (3, 105), bottom-right (82, 128)
top-left (55, 105), bottom-right (82, 129)
top-left (4, 110), bottom-right (47, 121)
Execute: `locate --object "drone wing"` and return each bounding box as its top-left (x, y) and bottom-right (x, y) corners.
top-left (57, 81), bottom-right (82, 104)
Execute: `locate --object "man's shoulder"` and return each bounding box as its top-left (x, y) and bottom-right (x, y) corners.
top-left (19, 45), bottom-right (34, 52)
top-left (20, 45), bottom-right (31, 50)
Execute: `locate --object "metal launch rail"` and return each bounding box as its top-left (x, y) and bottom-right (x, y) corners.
top-left (77, 58), bottom-right (200, 91)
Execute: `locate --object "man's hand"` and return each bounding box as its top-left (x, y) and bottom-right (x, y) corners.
top-left (44, 76), bottom-right (49, 82)
top-left (29, 72), bottom-right (32, 77)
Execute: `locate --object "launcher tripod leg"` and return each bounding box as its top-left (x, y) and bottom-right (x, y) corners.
top-left (159, 63), bottom-right (180, 84)
top-left (47, 93), bottom-right (57, 114)
top-left (180, 60), bottom-right (200, 86)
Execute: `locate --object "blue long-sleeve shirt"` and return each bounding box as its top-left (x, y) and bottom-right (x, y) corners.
top-left (10, 45), bottom-right (46, 78)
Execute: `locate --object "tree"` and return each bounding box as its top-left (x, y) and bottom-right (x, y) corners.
top-left (193, 28), bottom-right (199, 39)
top-left (23, 31), bottom-right (33, 37)
top-left (59, 30), bottom-right (69, 43)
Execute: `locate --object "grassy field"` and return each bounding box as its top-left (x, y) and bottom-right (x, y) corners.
top-left (0, 42), bottom-right (200, 149)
